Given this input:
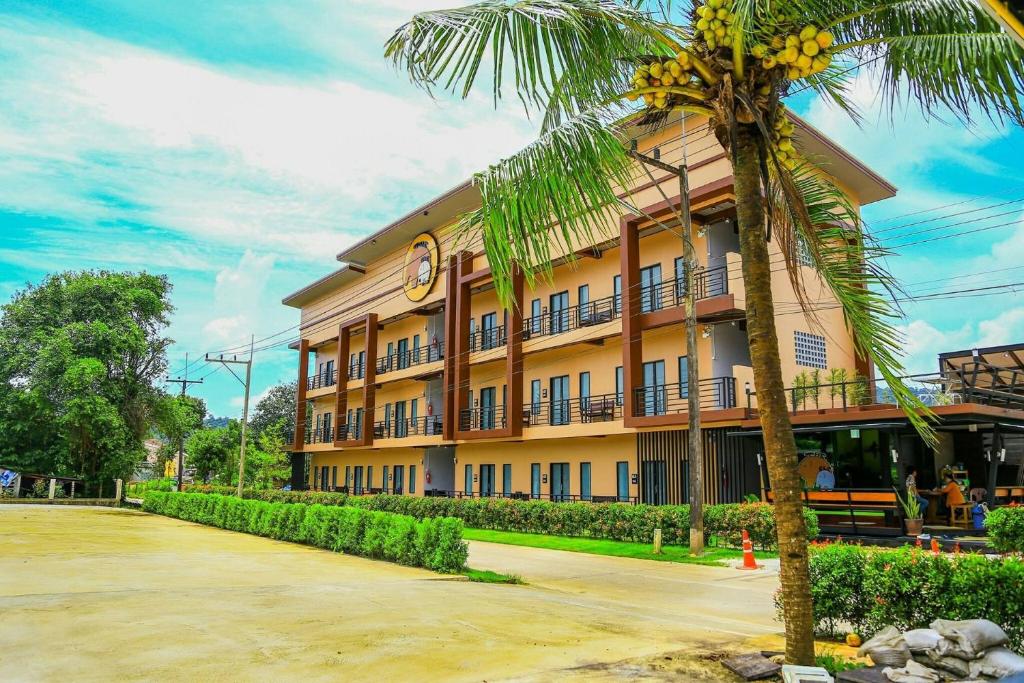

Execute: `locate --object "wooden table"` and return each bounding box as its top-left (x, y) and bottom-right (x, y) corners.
top-left (921, 491), bottom-right (943, 524)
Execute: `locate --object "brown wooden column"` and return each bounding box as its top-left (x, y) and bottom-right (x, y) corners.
top-left (452, 252), bottom-right (473, 438)
top-left (442, 253), bottom-right (468, 440)
top-left (333, 324), bottom-right (350, 447)
top-left (620, 216), bottom-right (643, 424)
top-left (293, 339), bottom-right (310, 450)
top-left (505, 266), bottom-right (525, 437)
top-left (360, 313), bottom-right (379, 445)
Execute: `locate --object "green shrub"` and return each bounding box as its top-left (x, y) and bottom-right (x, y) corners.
top-left (142, 492), bottom-right (466, 573)
top-left (986, 506), bottom-right (1024, 553)
top-left (802, 542), bottom-right (1024, 652)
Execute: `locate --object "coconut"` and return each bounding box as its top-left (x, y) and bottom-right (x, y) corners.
top-left (762, 56), bottom-right (778, 69)
top-left (785, 34), bottom-right (800, 48)
top-left (751, 43), bottom-right (768, 58)
top-left (802, 40), bottom-right (820, 56)
top-left (815, 31), bottom-right (834, 49)
top-left (796, 53), bottom-right (812, 69)
top-left (649, 62), bottom-right (664, 78)
top-left (799, 25), bottom-right (818, 41)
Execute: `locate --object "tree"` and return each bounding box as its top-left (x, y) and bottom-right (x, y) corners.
top-left (186, 423), bottom-right (237, 484)
top-left (249, 380), bottom-right (298, 440)
top-left (385, 0), bottom-right (1023, 663)
top-left (243, 420), bottom-right (291, 490)
top-left (153, 394), bottom-right (206, 483)
top-left (0, 271), bottom-right (173, 485)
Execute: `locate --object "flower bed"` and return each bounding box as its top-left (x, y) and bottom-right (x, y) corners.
top-left (143, 492), bottom-right (467, 573)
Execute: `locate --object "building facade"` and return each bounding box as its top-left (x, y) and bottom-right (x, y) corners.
top-left (283, 112), bottom-right (897, 505)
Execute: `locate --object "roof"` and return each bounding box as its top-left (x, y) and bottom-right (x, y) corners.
top-left (281, 264), bottom-right (366, 309)
top-left (938, 342), bottom-right (1024, 374)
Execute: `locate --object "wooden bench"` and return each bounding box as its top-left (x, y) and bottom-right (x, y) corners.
top-left (767, 489), bottom-right (901, 536)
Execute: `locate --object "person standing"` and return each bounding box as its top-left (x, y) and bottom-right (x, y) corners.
top-left (905, 466), bottom-right (929, 517)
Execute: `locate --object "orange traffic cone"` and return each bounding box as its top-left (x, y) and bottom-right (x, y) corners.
top-left (739, 529), bottom-right (760, 570)
top-left (931, 538), bottom-right (940, 556)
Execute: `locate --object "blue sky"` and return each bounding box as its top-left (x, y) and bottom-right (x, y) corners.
top-left (1, 1), bottom-right (1023, 417)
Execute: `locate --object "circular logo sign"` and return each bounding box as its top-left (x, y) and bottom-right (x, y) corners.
top-left (403, 232), bottom-right (439, 302)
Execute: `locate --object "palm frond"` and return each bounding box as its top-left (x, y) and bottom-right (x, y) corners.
top-left (765, 161), bottom-right (937, 443)
top-left (833, 0), bottom-right (1024, 124)
top-left (459, 108), bottom-right (632, 305)
top-left (385, 0), bottom-right (679, 116)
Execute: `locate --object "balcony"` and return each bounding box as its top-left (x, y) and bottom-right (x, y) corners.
top-left (372, 415), bottom-right (445, 439)
top-left (631, 377), bottom-right (738, 417)
top-left (347, 360), bottom-right (365, 381)
top-left (638, 266), bottom-right (728, 313)
top-left (306, 368), bottom-right (338, 392)
top-left (305, 423), bottom-right (335, 445)
top-left (523, 392), bottom-right (623, 426)
top-left (468, 326), bottom-right (506, 353)
top-left (522, 295), bottom-right (620, 341)
top-left (459, 405), bottom-right (506, 431)
top-left (375, 341), bottom-right (445, 376)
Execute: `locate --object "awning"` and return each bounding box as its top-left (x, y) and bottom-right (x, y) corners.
top-left (727, 422), bottom-right (908, 438)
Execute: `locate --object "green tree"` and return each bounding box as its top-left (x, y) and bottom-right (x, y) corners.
top-left (185, 422), bottom-right (238, 484)
top-left (249, 381), bottom-right (297, 440)
top-left (154, 394), bottom-right (206, 482)
top-left (385, 0), bottom-right (1023, 663)
top-left (0, 271), bottom-right (173, 485)
top-left (243, 420), bottom-right (291, 490)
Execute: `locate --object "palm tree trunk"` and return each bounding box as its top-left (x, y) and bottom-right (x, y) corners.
top-left (732, 123), bottom-right (815, 665)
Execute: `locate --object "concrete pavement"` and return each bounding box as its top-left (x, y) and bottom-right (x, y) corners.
top-left (0, 505), bottom-right (784, 682)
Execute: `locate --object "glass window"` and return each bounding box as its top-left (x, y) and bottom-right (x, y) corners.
top-left (412, 334), bottom-right (421, 363)
top-left (580, 462), bottom-right (592, 501)
top-left (678, 356), bottom-right (690, 399)
top-left (531, 463), bottom-right (541, 499)
top-left (367, 465), bottom-right (374, 491)
top-left (615, 366), bottom-right (624, 406)
top-left (613, 274), bottom-right (621, 313)
top-left (394, 465), bottom-right (404, 495)
top-left (549, 291), bottom-right (569, 334)
top-left (674, 256), bottom-right (687, 301)
top-left (332, 466), bottom-right (338, 489)
top-left (503, 463), bottom-right (512, 496)
top-left (383, 465), bottom-right (390, 492)
top-left (795, 330), bottom-right (827, 368)
top-left (464, 464), bottom-right (473, 495)
top-left (640, 264), bottom-right (663, 313)
top-left (397, 338), bottom-right (409, 369)
top-left (617, 462), bottom-right (629, 502)
top-left (345, 465), bottom-right (351, 487)
top-left (642, 360), bottom-right (667, 416)
top-left (530, 379), bottom-right (542, 422)
top-left (531, 298), bottom-right (542, 334)
top-left (409, 465), bottom-right (417, 494)
top-left (481, 312), bottom-right (498, 349)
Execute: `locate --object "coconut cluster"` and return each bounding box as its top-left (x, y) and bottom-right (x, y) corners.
top-left (750, 25), bottom-right (834, 80)
top-left (627, 51), bottom-right (699, 110)
top-left (771, 105), bottom-right (798, 170)
top-left (694, 0), bottom-right (735, 52)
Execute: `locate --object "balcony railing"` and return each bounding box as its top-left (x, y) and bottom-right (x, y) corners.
top-left (335, 419), bottom-right (364, 441)
top-left (459, 405), bottom-right (506, 431)
top-left (372, 415), bottom-right (444, 439)
top-left (631, 377), bottom-right (737, 417)
top-left (522, 295), bottom-right (619, 341)
top-left (306, 423), bottom-right (334, 444)
top-left (306, 369), bottom-right (338, 391)
top-left (347, 360), bottom-right (365, 381)
top-left (375, 341), bottom-right (445, 375)
top-left (638, 266), bottom-right (728, 313)
top-left (468, 326), bottom-right (506, 352)
top-left (523, 391), bottom-right (623, 426)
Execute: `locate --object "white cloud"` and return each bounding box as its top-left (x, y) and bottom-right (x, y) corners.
top-left (201, 250), bottom-right (277, 346)
top-left (896, 307), bottom-right (1024, 374)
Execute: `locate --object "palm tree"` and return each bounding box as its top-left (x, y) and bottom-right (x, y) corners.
top-left (386, 0), bottom-right (1024, 663)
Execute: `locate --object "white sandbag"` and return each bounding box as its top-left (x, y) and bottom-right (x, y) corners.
top-left (931, 619), bottom-right (1009, 659)
top-left (883, 659), bottom-right (942, 683)
top-left (902, 629), bottom-right (942, 653)
top-left (916, 650), bottom-right (971, 679)
top-left (860, 626), bottom-right (907, 658)
top-left (968, 647), bottom-right (1024, 679)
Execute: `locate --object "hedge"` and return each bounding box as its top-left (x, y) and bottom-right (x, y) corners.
top-left (986, 506), bottom-right (1024, 553)
top-left (142, 492), bottom-right (467, 573)
top-left (795, 542), bottom-right (1024, 652)
top-left (180, 485), bottom-right (817, 551)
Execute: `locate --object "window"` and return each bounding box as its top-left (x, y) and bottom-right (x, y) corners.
top-left (797, 235), bottom-right (814, 267)
top-left (530, 298), bottom-right (542, 335)
top-left (345, 465), bottom-right (351, 488)
top-left (355, 407), bottom-right (363, 436)
top-left (550, 375), bottom-right (570, 426)
top-left (409, 465), bottom-right (417, 494)
top-left (412, 334), bottom-right (421, 363)
top-left (397, 338), bottom-right (409, 369)
top-left (674, 256), bottom-right (687, 301)
top-left (480, 386), bottom-right (496, 430)
top-left (642, 360), bottom-right (666, 416)
top-left (331, 466), bottom-right (338, 490)
top-left (346, 409), bottom-right (353, 439)
top-left (480, 464), bottom-right (495, 497)
top-left (481, 312), bottom-right (498, 349)
top-left (613, 274), bottom-right (622, 314)
top-left (617, 462), bottom-right (630, 502)
top-left (530, 379), bottom-right (542, 424)
top-left (580, 462), bottom-right (592, 501)
top-left (367, 465), bottom-right (374, 491)
top-left (678, 356), bottom-right (690, 399)
top-left (386, 341), bottom-right (395, 372)
top-left (383, 465), bottom-right (390, 493)
top-left (395, 401), bottom-right (407, 438)
top-left (326, 359), bottom-right (335, 383)
top-left (615, 366), bottom-right (624, 406)
top-left (550, 463), bottom-right (570, 501)
top-left (394, 465), bottom-right (404, 495)
top-left (531, 463), bottom-right (541, 499)
top-left (464, 464), bottom-right (473, 495)
top-left (410, 399), bottom-right (418, 432)
top-left (579, 371), bottom-right (591, 413)
top-left (468, 317), bottom-right (476, 349)
top-left (323, 412), bottom-right (332, 441)
top-left (550, 291), bottom-right (569, 334)
top-left (795, 330), bottom-right (827, 369)
top-left (354, 466), bottom-right (363, 494)
top-left (502, 464), bottom-right (512, 497)
top-left (578, 284), bottom-right (590, 307)
top-left (640, 264), bottom-right (663, 312)
top-left (383, 402), bottom-right (392, 437)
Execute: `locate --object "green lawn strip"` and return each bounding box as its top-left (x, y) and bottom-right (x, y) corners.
top-left (463, 568), bottom-right (524, 584)
top-left (463, 528), bottom-right (774, 566)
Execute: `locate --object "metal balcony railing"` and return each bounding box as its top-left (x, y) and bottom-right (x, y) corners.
top-left (347, 360), bottom-right (366, 381)
top-left (468, 326), bottom-right (506, 352)
top-left (638, 266), bottom-right (728, 313)
top-left (335, 418), bottom-right (364, 441)
top-left (306, 423), bottom-right (334, 444)
top-left (372, 415), bottom-right (444, 439)
top-left (306, 368), bottom-right (338, 391)
top-left (459, 405), bottom-right (506, 431)
top-left (522, 391), bottom-right (623, 426)
top-left (375, 341), bottom-right (445, 375)
top-left (522, 295), bottom-right (619, 341)
top-left (631, 377), bottom-right (737, 417)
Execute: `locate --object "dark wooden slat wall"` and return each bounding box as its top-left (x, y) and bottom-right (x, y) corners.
top-left (637, 428), bottom-right (758, 504)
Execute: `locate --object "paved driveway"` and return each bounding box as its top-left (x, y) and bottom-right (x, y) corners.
top-left (0, 505), bottom-right (782, 682)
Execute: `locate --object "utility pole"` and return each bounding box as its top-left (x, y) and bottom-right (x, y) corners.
top-left (626, 115), bottom-right (705, 555)
top-left (166, 352), bottom-right (203, 492)
top-left (206, 336), bottom-right (254, 497)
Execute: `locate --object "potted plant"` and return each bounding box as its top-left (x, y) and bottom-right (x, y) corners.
top-left (894, 487), bottom-right (923, 536)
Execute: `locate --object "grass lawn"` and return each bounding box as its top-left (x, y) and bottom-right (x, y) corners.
top-left (463, 568), bottom-right (524, 584)
top-left (463, 528), bottom-right (773, 566)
